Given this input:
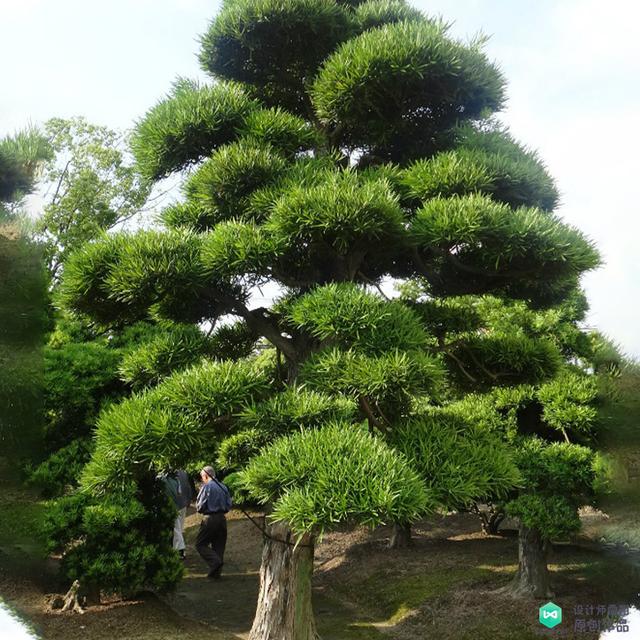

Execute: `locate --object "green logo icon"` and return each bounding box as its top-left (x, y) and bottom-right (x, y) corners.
top-left (539, 602), bottom-right (562, 628)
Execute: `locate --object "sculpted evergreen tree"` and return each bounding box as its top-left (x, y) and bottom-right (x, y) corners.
top-left (396, 287), bottom-right (607, 597)
top-left (59, 1), bottom-right (600, 636)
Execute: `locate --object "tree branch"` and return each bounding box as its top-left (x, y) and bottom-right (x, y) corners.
top-left (233, 302), bottom-right (298, 363)
top-left (443, 348), bottom-right (477, 384)
top-left (461, 345), bottom-right (499, 381)
top-left (357, 271), bottom-right (390, 300)
top-left (358, 396), bottom-right (382, 433)
top-left (51, 160), bottom-right (71, 206)
top-left (410, 247), bottom-right (441, 286)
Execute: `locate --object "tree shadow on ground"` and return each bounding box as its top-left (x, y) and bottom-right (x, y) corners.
top-left (170, 510), bottom-right (639, 640)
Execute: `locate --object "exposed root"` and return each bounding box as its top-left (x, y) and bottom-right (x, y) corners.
top-left (59, 580), bottom-right (85, 614)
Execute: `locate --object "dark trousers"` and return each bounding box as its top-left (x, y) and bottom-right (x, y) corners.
top-left (195, 513), bottom-right (227, 574)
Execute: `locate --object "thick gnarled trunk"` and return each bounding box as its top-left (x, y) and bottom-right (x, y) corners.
top-left (510, 524), bottom-right (553, 598)
top-left (389, 522), bottom-right (412, 549)
top-left (249, 522), bottom-right (318, 640)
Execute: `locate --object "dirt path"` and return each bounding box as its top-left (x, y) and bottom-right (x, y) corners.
top-left (165, 510), bottom-right (384, 639)
top-left (164, 511), bottom-right (261, 639)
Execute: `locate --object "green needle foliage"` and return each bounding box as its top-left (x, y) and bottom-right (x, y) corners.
top-left (217, 428), bottom-right (274, 474)
top-left (402, 145), bottom-right (558, 211)
top-left (82, 357), bottom-right (272, 494)
top-left (200, 220), bottom-right (277, 283)
top-left (27, 438), bottom-right (94, 498)
top-left (354, 0), bottom-right (425, 32)
top-left (506, 438), bottom-right (599, 539)
top-left (218, 388), bottom-right (357, 471)
top-left (301, 347), bottom-right (445, 417)
top-left (312, 21), bottom-right (505, 154)
top-left (184, 140), bottom-right (288, 223)
top-left (119, 323), bottom-right (215, 390)
top-left (286, 283), bottom-right (429, 354)
top-left (392, 406), bottom-right (521, 511)
top-left (537, 369), bottom-right (599, 438)
top-left (199, 0), bottom-right (353, 113)
top-left (238, 387), bottom-right (357, 434)
top-left (268, 171), bottom-right (405, 258)
top-left (0, 127), bottom-right (52, 207)
top-left (239, 423), bottom-right (430, 535)
top-left (44, 480), bottom-right (183, 596)
top-left (43, 339), bottom-right (125, 448)
top-left (447, 332), bottom-right (562, 389)
top-left (131, 80), bottom-right (259, 180)
top-left (207, 320), bottom-right (258, 360)
top-left (410, 194), bottom-right (599, 298)
top-left (239, 107), bottom-right (321, 157)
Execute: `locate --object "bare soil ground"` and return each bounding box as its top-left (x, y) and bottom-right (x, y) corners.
top-left (1, 465), bottom-right (638, 640)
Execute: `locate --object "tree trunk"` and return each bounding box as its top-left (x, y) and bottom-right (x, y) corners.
top-left (249, 522), bottom-right (318, 640)
top-left (484, 511), bottom-right (505, 536)
top-left (509, 525), bottom-right (553, 598)
top-left (389, 522), bottom-right (412, 549)
top-left (80, 583), bottom-right (101, 607)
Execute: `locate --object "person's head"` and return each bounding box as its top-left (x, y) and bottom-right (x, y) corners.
top-left (200, 465), bottom-right (216, 483)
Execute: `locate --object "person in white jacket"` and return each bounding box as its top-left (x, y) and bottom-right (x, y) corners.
top-left (158, 469), bottom-right (195, 559)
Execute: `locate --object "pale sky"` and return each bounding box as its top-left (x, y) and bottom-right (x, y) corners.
top-left (1, 0), bottom-right (638, 358)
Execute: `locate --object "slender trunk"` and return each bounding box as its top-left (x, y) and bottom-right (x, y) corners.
top-left (510, 524), bottom-right (553, 598)
top-left (389, 522), bottom-right (412, 549)
top-left (249, 522), bottom-right (318, 640)
top-left (81, 583), bottom-right (101, 606)
top-left (484, 511), bottom-right (505, 536)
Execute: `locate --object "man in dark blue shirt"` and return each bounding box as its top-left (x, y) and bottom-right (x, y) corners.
top-left (195, 465), bottom-right (232, 579)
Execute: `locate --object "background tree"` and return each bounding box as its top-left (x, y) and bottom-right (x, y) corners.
top-left (0, 129), bottom-right (51, 460)
top-left (58, 0), bottom-right (601, 635)
top-left (35, 117), bottom-right (152, 282)
top-left (24, 117), bottom-right (184, 494)
top-left (27, 318), bottom-right (153, 496)
top-left (0, 127), bottom-right (51, 220)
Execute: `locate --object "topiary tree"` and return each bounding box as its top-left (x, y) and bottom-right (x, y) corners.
top-left (396, 288), bottom-right (608, 596)
top-left (505, 438), bottom-right (599, 598)
top-left (389, 400), bottom-right (521, 547)
top-left (490, 362), bottom-right (606, 598)
top-left (59, 0), bottom-right (601, 634)
top-left (43, 475), bottom-right (184, 604)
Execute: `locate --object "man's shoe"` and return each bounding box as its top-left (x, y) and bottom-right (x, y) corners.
top-left (207, 564), bottom-right (223, 579)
